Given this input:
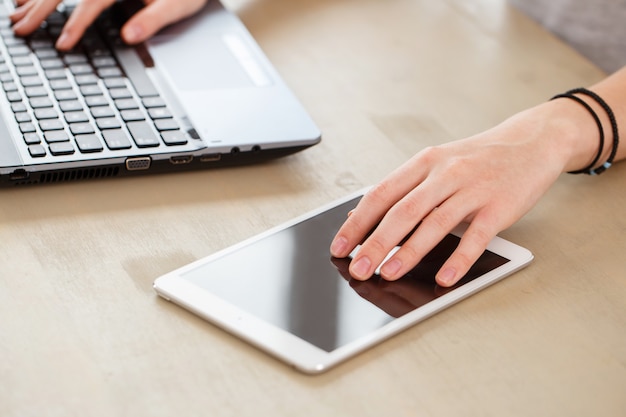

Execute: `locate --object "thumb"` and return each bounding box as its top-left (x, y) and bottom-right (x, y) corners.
top-left (121, 0), bottom-right (207, 44)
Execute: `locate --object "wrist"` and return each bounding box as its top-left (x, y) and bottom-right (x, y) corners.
top-left (536, 98), bottom-right (605, 174)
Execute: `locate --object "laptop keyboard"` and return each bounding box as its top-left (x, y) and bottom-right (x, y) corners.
top-left (0, 3), bottom-right (189, 159)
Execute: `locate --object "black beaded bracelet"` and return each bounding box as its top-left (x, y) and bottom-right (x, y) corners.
top-left (566, 88), bottom-right (619, 175)
top-left (551, 88), bottom-right (619, 175)
top-left (551, 92), bottom-right (605, 175)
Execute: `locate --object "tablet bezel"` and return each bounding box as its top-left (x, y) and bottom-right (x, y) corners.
top-left (153, 189), bottom-right (534, 374)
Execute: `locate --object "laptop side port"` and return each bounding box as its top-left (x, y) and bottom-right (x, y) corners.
top-left (9, 169), bottom-right (29, 181)
top-left (126, 156), bottom-right (152, 171)
top-left (199, 153), bottom-right (221, 162)
top-left (169, 155), bottom-right (194, 165)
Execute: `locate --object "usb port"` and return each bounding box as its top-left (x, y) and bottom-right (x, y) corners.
top-left (200, 153), bottom-right (221, 162)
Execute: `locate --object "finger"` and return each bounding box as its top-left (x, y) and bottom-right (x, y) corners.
top-left (9, 2), bottom-right (33, 22)
top-left (330, 157), bottom-right (431, 259)
top-left (11, 0), bottom-right (61, 36)
top-left (435, 213), bottom-right (500, 287)
top-left (379, 192), bottom-right (473, 281)
top-left (56, 0), bottom-right (114, 50)
top-left (349, 178), bottom-right (455, 280)
top-left (121, 0), bottom-right (208, 44)
top-left (14, 0), bottom-right (31, 7)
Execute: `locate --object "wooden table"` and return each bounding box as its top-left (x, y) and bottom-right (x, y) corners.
top-left (2, 0), bottom-right (624, 415)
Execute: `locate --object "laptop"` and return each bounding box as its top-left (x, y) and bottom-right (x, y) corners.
top-left (0, 0), bottom-right (321, 186)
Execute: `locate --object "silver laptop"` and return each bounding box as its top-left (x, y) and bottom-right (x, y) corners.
top-left (0, 0), bottom-right (321, 186)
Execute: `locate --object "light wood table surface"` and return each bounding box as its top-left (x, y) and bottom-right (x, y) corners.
top-left (1, 0), bottom-right (624, 416)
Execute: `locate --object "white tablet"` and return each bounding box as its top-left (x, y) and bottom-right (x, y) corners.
top-left (153, 190), bottom-right (533, 374)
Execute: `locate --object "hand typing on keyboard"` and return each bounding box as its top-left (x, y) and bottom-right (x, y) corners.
top-left (10, 0), bottom-right (207, 50)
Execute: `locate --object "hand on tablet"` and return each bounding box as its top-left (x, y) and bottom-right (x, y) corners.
top-left (10, 0), bottom-right (208, 50)
top-left (330, 92), bottom-right (623, 287)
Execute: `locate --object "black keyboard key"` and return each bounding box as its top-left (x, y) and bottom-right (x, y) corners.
top-left (30, 97), bottom-right (53, 108)
top-left (44, 130), bottom-right (69, 143)
top-left (148, 107), bottom-right (172, 119)
top-left (109, 87), bottom-right (132, 99)
top-left (30, 40), bottom-right (53, 49)
top-left (11, 102), bottom-right (26, 112)
top-left (28, 144), bottom-right (46, 157)
top-left (25, 86), bottom-right (48, 97)
top-left (92, 56), bottom-right (116, 68)
top-left (120, 109), bottom-right (144, 122)
top-left (86, 95), bottom-right (109, 107)
top-left (154, 118), bottom-right (179, 131)
top-left (75, 74), bottom-right (99, 85)
top-left (15, 112), bottom-right (31, 123)
top-left (39, 119), bottom-right (64, 131)
top-left (103, 77), bottom-right (125, 89)
top-left (142, 97), bottom-right (165, 108)
top-left (75, 134), bottom-right (104, 153)
top-left (49, 142), bottom-right (75, 155)
top-left (0, 72), bottom-right (13, 82)
top-left (90, 106), bottom-right (115, 118)
top-left (40, 58), bottom-right (64, 69)
top-left (16, 66), bottom-right (38, 76)
top-left (127, 121), bottom-right (160, 147)
top-left (64, 111), bottom-right (89, 123)
top-left (95, 117), bottom-right (121, 130)
top-left (97, 67), bottom-right (122, 78)
top-left (69, 122), bottom-right (95, 135)
top-left (6, 91), bottom-right (22, 102)
top-left (114, 98), bottom-right (138, 110)
top-left (34, 108), bottom-right (59, 120)
top-left (49, 79), bottom-right (72, 90)
top-left (44, 69), bottom-right (67, 80)
top-left (63, 54), bottom-right (88, 65)
top-left (20, 75), bottom-right (43, 87)
top-left (11, 56), bottom-right (32, 67)
top-left (59, 100), bottom-right (83, 112)
top-left (2, 81), bottom-right (17, 91)
top-left (161, 130), bottom-right (188, 146)
top-left (7, 45), bottom-right (29, 56)
top-left (19, 122), bottom-right (36, 133)
top-left (79, 85), bottom-right (102, 96)
top-left (54, 89), bottom-right (77, 101)
top-left (23, 132), bottom-right (41, 144)
top-left (69, 64), bottom-right (93, 75)
top-left (102, 129), bottom-right (132, 149)
top-left (34, 48), bottom-right (58, 59)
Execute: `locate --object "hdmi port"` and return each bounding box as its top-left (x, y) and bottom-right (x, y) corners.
top-left (170, 155), bottom-right (194, 165)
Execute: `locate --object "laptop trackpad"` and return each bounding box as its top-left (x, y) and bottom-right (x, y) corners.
top-left (148, 34), bottom-right (271, 90)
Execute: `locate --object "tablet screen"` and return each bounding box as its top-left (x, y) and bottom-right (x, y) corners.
top-left (181, 197), bottom-right (509, 352)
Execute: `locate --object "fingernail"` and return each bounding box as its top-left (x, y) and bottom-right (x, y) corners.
top-left (55, 33), bottom-right (70, 50)
top-left (381, 258), bottom-right (402, 278)
top-left (123, 24), bottom-right (143, 44)
top-left (351, 256), bottom-right (371, 279)
top-left (437, 267), bottom-right (457, 286)
top-left (330, 236), bottom-right (348, 257)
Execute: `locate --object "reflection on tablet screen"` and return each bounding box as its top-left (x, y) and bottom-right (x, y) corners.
top-left (182, 198), bottom-right (510, 352)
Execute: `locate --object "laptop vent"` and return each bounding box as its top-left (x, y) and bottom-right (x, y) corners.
top-left (11, 166), bottom-right (120, 186)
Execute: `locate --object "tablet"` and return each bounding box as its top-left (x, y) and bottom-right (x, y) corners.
top-left (153, 190), bottom-right (533, 374)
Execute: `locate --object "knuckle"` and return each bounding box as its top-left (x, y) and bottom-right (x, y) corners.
top-left (366, 181), bottom-right (392, 205)
top-left (364, 235), bottom-right (390, 255)
top-left (390, 196), bottom-right (423, 221)
top-left (422, 207), bottom-right (455, 230)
